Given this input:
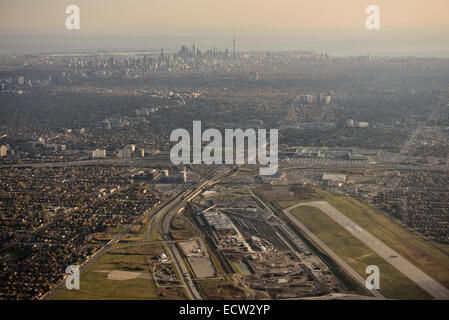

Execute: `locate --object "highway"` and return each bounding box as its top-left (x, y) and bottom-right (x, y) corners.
top-left (147, 165), bottom-right (235, 300)
top-left (0, 157), bottom-right (172, 169)
top-left (287, 201), bottom-right (449, 300)
top-left (42, 164), bottom-right (233, 300)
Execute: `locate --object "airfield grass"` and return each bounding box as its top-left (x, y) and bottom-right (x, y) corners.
top-left (54, 270), bottom-right (186, 300)
top-left (291, 206), bottom-right (431, 300)
top-left (270, 188), bottom-right (324, 209)
top-left (87, 252), bottom-right (148, 272)
top-left (277, 197), bottom-right (323, 209)
top-left (53, 240), bottom-right (187, 299)
top-left (52, 201), bottom-right (192, 300)
top-left (312, 188), bottom-right (449, 290)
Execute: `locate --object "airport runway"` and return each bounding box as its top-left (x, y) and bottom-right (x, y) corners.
top-left (288, 201), bottom-right (449, 300)
top-left (282, 205), bottom-right (385, 299)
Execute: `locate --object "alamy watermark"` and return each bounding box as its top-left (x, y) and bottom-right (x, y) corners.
top-left (365, 5), bottom-right (380, 30)
top-left (65, 5), bottom-right (378, 31)
top-left (65, 5), bottom-right (80, 30)
top-left (365, 265), bottom-right (380, 290)
top-left (65, 265), bottom-right (80, 290)
top-left (170, 121), bottom-right (278, 175)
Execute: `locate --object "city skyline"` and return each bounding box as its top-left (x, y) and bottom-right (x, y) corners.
top-left (1, 0), bottom-right (449, 56)
top-left (2, 0), bottom-right (449, 306)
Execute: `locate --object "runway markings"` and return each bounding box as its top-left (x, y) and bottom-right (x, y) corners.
top-left (286, 201), bottom-right (449, 300)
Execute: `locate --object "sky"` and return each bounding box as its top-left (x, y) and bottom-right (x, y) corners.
top-left (1, 0), bottom-right (449, 56)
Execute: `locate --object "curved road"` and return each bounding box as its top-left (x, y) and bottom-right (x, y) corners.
top-left (148, 165), bottom-right (234, 300)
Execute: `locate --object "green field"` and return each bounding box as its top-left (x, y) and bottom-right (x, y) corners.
top-left (54, 271), bottom-right (185, 300)
top-left (311, 189), bottom-right (449, 289)
top-left (291, 205), bottom-right (431, 299)
top-left (53, 244), bottom-right (187, 300)
top-left (256, 185), bottom-right (324, 209)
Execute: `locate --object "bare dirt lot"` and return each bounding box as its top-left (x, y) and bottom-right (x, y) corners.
top-left (106, 270), bottom-right (152, 281)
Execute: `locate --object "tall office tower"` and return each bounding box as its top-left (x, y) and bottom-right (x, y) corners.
top-left (233, 36), bottom-right (236, 57)
top-left (0, 145), bottom-right (7, 157)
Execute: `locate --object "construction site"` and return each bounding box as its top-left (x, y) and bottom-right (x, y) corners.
top-left (186, 191), bottom-right (357, 299)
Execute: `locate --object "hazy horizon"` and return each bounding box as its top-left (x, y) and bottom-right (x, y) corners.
top-left (1, 0), bottom-right (449, 57)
